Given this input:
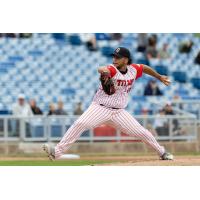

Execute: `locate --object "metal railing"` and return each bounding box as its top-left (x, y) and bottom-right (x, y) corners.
top-left (0, 114), bottom-right (198, 142)
top-left (171, 99), bottom-right (200, 119)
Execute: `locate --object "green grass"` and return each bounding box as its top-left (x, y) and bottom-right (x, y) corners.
top-left (0, 160), bottom-right (116, 166)
top-left (194, 33), bottom-right (200, 37)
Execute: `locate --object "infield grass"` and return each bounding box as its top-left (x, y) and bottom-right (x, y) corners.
top-left (0, 160), bottom-right (118, 166)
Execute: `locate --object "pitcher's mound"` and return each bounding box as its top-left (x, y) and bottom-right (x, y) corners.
top-left (97, 156), bottom-right (200, 166)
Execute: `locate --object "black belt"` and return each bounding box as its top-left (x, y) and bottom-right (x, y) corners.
top-left (100, 104), bottom-right (120, 110)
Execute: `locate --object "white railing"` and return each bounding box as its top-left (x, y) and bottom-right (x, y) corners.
top-left (0, 114), bottom-right (198, 142)
top-left (172, 100), bottom-right (200, 119)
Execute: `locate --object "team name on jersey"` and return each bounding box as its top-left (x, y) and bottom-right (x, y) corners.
top-left (117, 79), bottom-right (134, 86)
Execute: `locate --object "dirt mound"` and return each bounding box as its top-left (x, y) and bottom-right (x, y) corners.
top-left (97, 156), bottom-right (200, 166)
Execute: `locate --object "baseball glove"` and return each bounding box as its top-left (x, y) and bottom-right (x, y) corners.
top-left (100, 72), bottom-right (115, 95)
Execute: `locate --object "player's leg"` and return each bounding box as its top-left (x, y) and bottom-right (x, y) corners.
top-left (111, 109), bottom-right (166, 157)
top-left (54, 103), bottom-right (112, 159)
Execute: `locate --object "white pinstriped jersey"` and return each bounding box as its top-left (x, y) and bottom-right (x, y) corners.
top-left (55, 63), bottom-right (166, 159)
top-left (93, 63), bottom-right (143, 109)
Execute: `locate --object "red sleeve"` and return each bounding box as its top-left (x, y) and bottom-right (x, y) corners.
top-left (131, 64), bottom-right (143, 79)
top-left (107, 65), bottom-right (117, 78)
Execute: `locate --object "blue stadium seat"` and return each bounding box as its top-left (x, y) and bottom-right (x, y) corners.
top-left (182, 96), bottom-right (200, 100)
top-left (155, 65), bottom-right (168, 76)
top-left (8, 56), bottom-right (24, 62)
top-left (175, 88), bottom-right (189, 96)
top-left (0, 68), bottom-right (8, 73)
top-left (61, 88), bottom-right (76, 96)
top-left (80, 130), bottom-right (90, 137)
top-left (52, 33), bottom-right (66, 41)
top-left (0, 110), bottom-right (11, 115)
top-left (101, 46), bottom-right (114, 57)
top-left (51, 125), bottom-right (63, 137)
top-left (28, 50), bottom-right (43, 57)
top-left (132, 96), bottom-right (146, 101)
top-left (69, 35), bottom-right (82, 45)
top-left (0, 62), bottom-right (15, 68)
top-left (149, 59), bottom-right (160, 67)
top-left (172, 71), bottom-right (187, 83)
top-left (136, 58), bottom-right (149, 65)
top-left (134, 109), bottom-right (142, 115)
top-left (30, 125), bottom-right (44, 137)
top-left (95, 33), bottom-right (111, 40)
top-left (191, 78), bottom-right (200, 89)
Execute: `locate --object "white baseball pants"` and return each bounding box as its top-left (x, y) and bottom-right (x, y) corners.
top-left (55, 102), bottom-right (165, 158)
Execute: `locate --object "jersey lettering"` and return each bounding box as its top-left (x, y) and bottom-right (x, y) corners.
top-left (93, 64), bottom-right (142, 109)
top-left (117, 79), bottom-right (134, 86)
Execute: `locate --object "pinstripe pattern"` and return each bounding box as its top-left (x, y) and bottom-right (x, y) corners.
top-left (55, 104), bottom-right (165, 159)
top-left (54, 63), bottom-right (165, 159)
top-left (55, 103), bottom-right (112, 158)
top-left (111, 109), bottom-right (165, 155)
top-left (93, 64), bottom-right (138, 109)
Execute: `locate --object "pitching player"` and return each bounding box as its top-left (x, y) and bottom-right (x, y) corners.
top-left (43, 47), bottom-right (173, 160)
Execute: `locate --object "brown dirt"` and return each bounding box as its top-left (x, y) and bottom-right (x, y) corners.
top-left (94, 155), bottom-right (200, 166)
top-left (0, 157), bottom-right (47, 161)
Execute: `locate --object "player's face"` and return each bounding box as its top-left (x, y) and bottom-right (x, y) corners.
top-left (113, 56), bottom-right (128, 69)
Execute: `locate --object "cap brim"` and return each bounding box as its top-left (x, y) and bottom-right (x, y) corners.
top-left (110, 53), bottom-right (123, 58)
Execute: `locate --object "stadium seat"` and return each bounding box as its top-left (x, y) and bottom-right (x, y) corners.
top-left (101, 46), bottom-right (114, 57)
top-left (0, 62), bottom-right (15, 68)
top-left (69, 35), bottom-right (82, 45)
top-left (52, 33), bottom-right (67, 42)
top-left (61, 88), bottom-right (76, 96)
top-left (28, 50), bottom-right (43, 57)
top-left (134, 109), bottom-right (142, 115)
top-left (95, 33), bottom-right (111, 40)
top-left (149, 59), bottom-right (160, 67)
top-left (136, 58), bottom-right (149, 65)
top-left (0, 110), bottom-right (11, 115)
top-left (191, 78), bottom-right (200, 89)
top-left (155, 65), bottom-right (168, 76)
top-left (132, 96), bottom-right (146, 102)
top-left (172, 71), bottom-right (187, 83)
top-left (175, 88), bottom-right (189, 96)
top-left (30, 125), bottom-right (44, 137)
top-left (0, 68), bottom-right (8, 73)
top-left (51, 125), bottom-right (63, 137)
top-left (81, 130), bottom-right (90, 137)
top-left (8, 56), bottom-right (24, 62)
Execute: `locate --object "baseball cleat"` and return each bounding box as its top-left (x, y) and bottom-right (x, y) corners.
top-left (43, 143), bottom-right (55, 161)
top-left (160, 152), bottom-right (174, 160)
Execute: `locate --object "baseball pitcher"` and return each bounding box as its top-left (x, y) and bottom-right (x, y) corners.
top-left (43, 47), bottom-right (173, 161)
